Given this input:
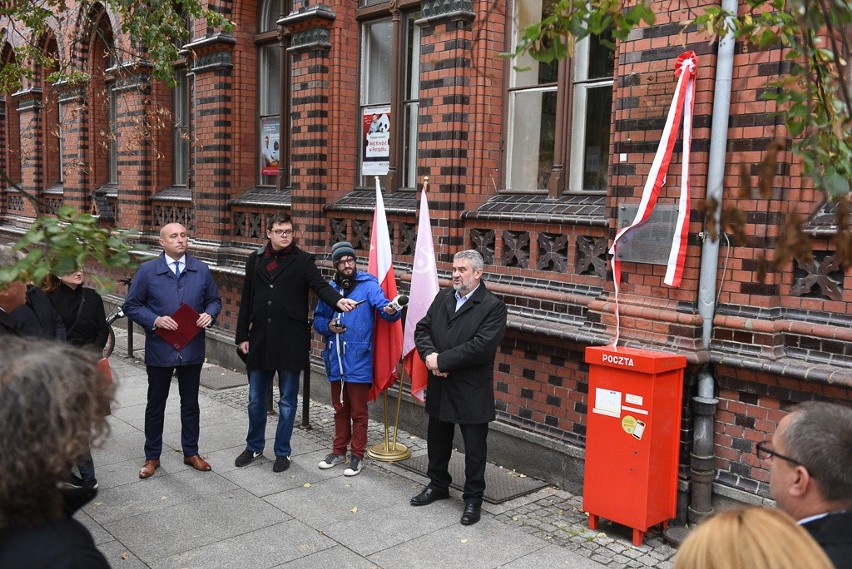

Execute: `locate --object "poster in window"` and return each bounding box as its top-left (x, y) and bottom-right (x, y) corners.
top-left (361, 105), bottom-right (390, 176)
top-left (260, 117), bottom-right (280, 176)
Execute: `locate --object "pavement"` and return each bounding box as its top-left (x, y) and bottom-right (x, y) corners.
top-left (80, 334), bottom-right (678, 568)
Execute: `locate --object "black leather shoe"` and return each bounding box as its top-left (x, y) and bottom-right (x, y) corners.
top-left (410, 487), bottom-right (450, 506)
top-left (460, 502), bottom-right (481, 525)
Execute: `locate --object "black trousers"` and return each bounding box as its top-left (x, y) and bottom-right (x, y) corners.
top-left (144, 364), bottom-right (202, 460)
top-left (426, 417), bottom-right (489, 505)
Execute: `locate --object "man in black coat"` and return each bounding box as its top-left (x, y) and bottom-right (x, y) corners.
top-left (411, 249), bottom-right (507, 525)
top-left (234, 213), bottom-right (358, 473)
top-left (0, 245), bottom-right (26, 336)
top-left (763, 401), bottom-right (852, 569)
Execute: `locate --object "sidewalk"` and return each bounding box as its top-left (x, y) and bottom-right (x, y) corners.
top-left (81, 341), bottom-right (678, 568)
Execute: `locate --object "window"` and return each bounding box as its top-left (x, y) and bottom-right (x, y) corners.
top-left (568, 32), bottom-right (614, 192)
top-left (257, 0), bottom-right (282, 186)
top-left (57, 101), bottom-right (66, 184)
top-left (88, 10), bottom-right (115, 188)
top-left (1, 43), bottom-right (22, 188)
top-left (401, 13), bottom-right (421, 189)
top-left (41, 37), bottom-right (61, 187)
top-left (507, 1), bottom-right (614, 193)
top-left (173, 67), bottom-right (190, 185)
top-left (358, 10), bottom-right (421, 189)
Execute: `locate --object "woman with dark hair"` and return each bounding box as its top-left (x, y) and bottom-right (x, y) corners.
top-left (0, 338), bottom-right (112, 567)
top-left (44, 270), bottom-right (109, 351)
top-left (45, 269), bottom-right (110, 490)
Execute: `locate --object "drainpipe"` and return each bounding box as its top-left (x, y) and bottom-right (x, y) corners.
top-left (689, 0), bottom-right (738, 525)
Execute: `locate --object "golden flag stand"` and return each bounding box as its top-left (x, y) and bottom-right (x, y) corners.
top-left (367, 363), bottom-right (412, 462)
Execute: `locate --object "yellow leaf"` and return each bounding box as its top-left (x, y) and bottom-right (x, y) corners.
top-left (461, 539), bottom-right (468, 544)
top-left (120, 552), bottom-right (129, 560)
top-left (351, 506), bottom-right (358, 513)
top-left (303, 483), bottom-right (312, 488)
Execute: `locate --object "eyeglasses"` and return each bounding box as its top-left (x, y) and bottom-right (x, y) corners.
top-left (755, 441), bottom-right (802, 466)
top-left (269, 229), bottom-right (293, 236)
top-left (336, 258), bottom-right (356, 266)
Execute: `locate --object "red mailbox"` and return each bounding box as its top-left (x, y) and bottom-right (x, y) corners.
top-left (582, 345), bottom-right (686, 546)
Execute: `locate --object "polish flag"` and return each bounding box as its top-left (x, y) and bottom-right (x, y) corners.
top-left (403, 185), bottom-right (440, 402)
top-left (368, 177), bottom-right (404, 401)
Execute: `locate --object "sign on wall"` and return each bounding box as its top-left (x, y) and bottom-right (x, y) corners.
top-left (361, 105), bottom-right (390, 176)
top-left (260, 117), bottom-right (280, 177)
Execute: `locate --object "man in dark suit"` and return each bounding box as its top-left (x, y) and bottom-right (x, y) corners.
top-left (234, 213), bottom-right (358, 473)
top-left (411, 249), bottom-right (507, 525)
top-left (0, 245), bottom-right (26, 336)
top-left (762, 401), bottom-right (852, 568)
top-left (124, 223), bottom-right (222, 479)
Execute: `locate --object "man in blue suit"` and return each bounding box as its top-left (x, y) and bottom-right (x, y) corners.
top-left (124, 223), bottom-right (221, 479)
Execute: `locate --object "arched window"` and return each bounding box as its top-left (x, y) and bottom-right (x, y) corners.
top-left (1, 42), bottom-right (22, 189)
top-left (87, 8), bottom-right (116, 188)
top-left (256, 0), bottom-right (282, 187)
top-left (41, 35), bottom-right (61, 187)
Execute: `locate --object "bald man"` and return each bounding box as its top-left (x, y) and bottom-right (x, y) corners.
top-left (124, 223), bottom-right (221, 479)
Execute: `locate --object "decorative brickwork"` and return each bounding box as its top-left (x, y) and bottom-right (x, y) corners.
top-left (399, 222), bottom-right (416, 255)
top-left (470, 228), bottom-right (495, 264)
top-left (329, 217), bottom-right (347, 244)
top-left (502, 230), bottom-right (530, 268)
top-left (575, 236), bottom-right (608, 278)
top-left (791, 251), bottom-right (843, 300)
top-left (537, 232), bottom-right (569, 273)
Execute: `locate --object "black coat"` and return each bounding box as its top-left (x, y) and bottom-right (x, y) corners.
top-left (235, 245), bottom-right (343, 371)
top-left (802, 510), bottom-right (852, 569)
top-left (12, 285), bottom-right (66, 341)
top-left (0, 310), bottom-right (18, 336)
top-left (47, 284), bottom-right (109, 350)
top-left (414, 283), bottom-right (507, 424)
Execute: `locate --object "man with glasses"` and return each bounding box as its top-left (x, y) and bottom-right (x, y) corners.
top-left (758, 401), bottom-right (852, 568)
top-left (235, 214), bottom-right (358, 473)
top-left (312, 242), bottom-right (401, 476)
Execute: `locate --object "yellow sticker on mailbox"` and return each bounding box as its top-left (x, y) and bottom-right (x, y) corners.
top-left (622, 415), bottom-right (637, 435)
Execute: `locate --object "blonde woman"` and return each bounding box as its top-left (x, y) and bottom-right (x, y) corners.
top-left (674, 506), bottom-right (834, 569)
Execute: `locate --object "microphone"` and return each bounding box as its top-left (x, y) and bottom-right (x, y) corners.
top-left (387, 295), bottom-right (409, 312)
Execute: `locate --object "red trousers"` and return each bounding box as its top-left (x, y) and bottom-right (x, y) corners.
top-left (330, 381), bottom-right (370, 459)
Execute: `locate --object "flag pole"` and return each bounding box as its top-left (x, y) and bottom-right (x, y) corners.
top-left (367, 174), bottom-right (411, 462)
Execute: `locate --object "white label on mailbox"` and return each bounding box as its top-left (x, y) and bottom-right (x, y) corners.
top-left (593, 388), bottom-right (622, 418)
top-left (625, 394), bottom-right (643, 405)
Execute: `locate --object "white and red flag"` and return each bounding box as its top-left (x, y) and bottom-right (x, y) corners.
top-left (368, 177), bottom-right (404, 401)
top-left (609, 51), bottom-right (698, 346)
top-left (403, 184), bottom-right (440, 402)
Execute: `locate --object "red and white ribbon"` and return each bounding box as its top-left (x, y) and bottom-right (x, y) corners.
top-left (609, 52), bottom-right (698, 346)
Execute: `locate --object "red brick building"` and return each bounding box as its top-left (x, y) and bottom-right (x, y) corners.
top-left (2, 0), bottom-right (850, 521)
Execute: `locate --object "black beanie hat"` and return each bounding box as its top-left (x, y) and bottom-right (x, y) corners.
top-left (331, 241), bottom-right (356, 264)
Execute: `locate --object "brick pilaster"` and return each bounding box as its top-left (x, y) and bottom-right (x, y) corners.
top-left (417, 1), bottom-right (475, 261)
top-left (281, 5), bottom-right (335, 250)
top-left (12, 88), bottom-right (43, 217)
top-left (187, 34), bottom-right (237, 241)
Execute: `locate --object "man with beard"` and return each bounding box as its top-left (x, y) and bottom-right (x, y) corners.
top-left (312, 242), bottom-right (401, 476)
top-left (411, 249), bottom-right (507, 526)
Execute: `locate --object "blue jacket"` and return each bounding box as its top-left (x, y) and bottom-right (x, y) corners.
top-left (313, 271), bottom-right (401, 384)
top-left (124, 253), bottom-right (221, 367)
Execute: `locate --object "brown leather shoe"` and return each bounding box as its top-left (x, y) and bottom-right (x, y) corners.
top-left (183, 455), bottom-right (211, 471)
top-left (139, 459), bottom-right (160, 479)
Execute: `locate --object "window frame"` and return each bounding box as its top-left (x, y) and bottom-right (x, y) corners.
top-left (505, 1), bottom-right (614, 196)
top-left (356, 5), bottom-right (422, 191)
top-left (256, 0), bottom-right (284, 188)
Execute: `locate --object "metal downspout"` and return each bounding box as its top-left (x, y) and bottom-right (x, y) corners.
top-left (689, 0), bottom-right (738, 525)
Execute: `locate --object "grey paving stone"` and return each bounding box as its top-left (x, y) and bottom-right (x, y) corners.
top-left (151, 520), bottom-right (336, 569)
top-left (274, 544), bottom-right (384, 568)
top-left (83, 468), bottom-right (239, 524)
top-left (102, 488), bottom-right (290, 562)
top-left (368, 517), bottom-right (548, 569)
top-left (498, 544), bottom-right (607, 568)
top-left (95, 539), bottom-right (149, 569)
